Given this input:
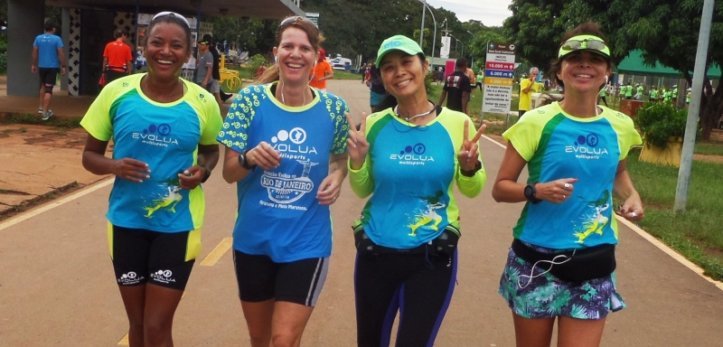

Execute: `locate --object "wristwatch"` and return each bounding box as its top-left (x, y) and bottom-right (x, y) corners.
top-left (524, 183), bottom-right (542, 203)
top-left (238, 150), bottom-right (256, 170)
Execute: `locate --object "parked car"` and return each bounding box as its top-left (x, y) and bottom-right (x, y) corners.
top-left (330, 55), bottom-right (352, 71)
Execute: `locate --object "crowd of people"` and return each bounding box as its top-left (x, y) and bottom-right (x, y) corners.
top-left (71, 9), bottom-right (643, 347)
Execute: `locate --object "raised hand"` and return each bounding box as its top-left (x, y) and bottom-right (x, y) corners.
top-left (457, 119), bottom-right (486, 172)
top-left (346, 112), bottom-right (369, 170)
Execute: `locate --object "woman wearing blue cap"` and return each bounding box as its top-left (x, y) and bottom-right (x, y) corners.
top-left (346, 34), bottom-right (487, 346)
top-left (492, 22), bottom-right (644, 346)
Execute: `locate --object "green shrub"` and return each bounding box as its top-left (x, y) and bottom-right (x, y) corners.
top-left (247, 54), bottom-right (267, 74)
top-left (635, 103), bottom-right (687, 148)
top-left (0, 37), bottom-right (7, 74)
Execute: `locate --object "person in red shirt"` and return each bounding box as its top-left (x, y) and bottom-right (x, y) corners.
top-left (310, 47), bottom-right (333, 91)
top-left (102, 30), bottom-right (133, 85)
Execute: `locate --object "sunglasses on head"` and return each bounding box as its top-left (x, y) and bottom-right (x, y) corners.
top-left (558, 35), bottom-right (610, 58)
top-left (152, 11), bottom-right (191, 29)
top-left (278, 16), bottom-right (316, 29)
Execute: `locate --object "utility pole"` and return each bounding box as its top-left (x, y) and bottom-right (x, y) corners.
top-left (674, 0), bottom-right (714, 213)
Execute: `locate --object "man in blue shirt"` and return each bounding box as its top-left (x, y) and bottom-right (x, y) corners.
top-left (31, 21), bottom-right (66, 121)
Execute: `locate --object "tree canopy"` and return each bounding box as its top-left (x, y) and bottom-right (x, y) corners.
top-left (505, 0), bottom-right (723, 139)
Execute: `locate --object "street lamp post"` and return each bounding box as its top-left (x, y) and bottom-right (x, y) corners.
top-left (417, 0), bottom-right (437, 57)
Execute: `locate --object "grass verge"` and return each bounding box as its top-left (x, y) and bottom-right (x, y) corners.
top-left (626, 148), bottom-right (723, 280)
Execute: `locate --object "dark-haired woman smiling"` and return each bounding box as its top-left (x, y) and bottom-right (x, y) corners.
top-left (80, 11), bottom-right (222, 346)
top-left (493, 22), bottom-right (643, 347)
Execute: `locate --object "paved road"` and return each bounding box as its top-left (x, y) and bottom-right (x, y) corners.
top-left (1, 80), bottom-right (722, 346)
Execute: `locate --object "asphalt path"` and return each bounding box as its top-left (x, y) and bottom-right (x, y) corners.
top-left (1, 80), bottom-right (721, 346)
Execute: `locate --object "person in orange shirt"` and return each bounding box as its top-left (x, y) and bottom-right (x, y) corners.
top-left (102, 30), bottom-right (133, 85)
top-left (310, 47), bottom-right (333, 91)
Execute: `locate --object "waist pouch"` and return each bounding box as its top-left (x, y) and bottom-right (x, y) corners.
top-left (511, 239), bottom-right (616, 283)
top-left (353, 225), bottom-right (460, 256)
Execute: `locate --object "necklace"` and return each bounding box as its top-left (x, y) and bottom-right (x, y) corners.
top-left (394, 103), bottom-right (436, 122)
top-left (279, 81), bottom-right (308, 106)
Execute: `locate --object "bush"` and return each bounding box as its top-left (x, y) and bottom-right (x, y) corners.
top-left (635, 103), bottom-right (687, 148)
top-left (247, 54), bottom-right (267, 74)
top-left (0, 37), bottom-right (7, 74)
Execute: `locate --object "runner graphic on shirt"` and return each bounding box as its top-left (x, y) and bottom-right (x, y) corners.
top-left (573, 190), bottom-right (611, 243)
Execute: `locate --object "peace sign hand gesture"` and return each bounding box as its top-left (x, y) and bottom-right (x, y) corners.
top-left (346, 112), bottom-right (369, 170)
top-left (458, 119), bottom-right (486, 172)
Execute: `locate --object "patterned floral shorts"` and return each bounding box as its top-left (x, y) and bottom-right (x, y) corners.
top-left (498, 246), bottom-right (625, 319)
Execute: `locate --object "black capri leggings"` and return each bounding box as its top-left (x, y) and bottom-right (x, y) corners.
top-left (354, 250), bottom-right (457, 347)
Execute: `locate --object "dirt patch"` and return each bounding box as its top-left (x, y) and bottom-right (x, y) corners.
top-left (694, 153), bottom-right (723, 164)
top-left (0, 124), bottom-right (108, 220)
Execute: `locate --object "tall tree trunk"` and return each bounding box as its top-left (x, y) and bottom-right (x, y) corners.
top-left (700, 80), bottom-right (723, 140)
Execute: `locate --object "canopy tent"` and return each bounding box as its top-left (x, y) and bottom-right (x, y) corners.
top-left (617, 49), bottom-right (721, 78)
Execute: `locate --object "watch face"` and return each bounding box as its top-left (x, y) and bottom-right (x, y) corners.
top-left (524, 184), bottom-right (535, 201)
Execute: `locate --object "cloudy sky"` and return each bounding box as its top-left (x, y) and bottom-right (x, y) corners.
top-left (425, 0), bottom-right (513, 27)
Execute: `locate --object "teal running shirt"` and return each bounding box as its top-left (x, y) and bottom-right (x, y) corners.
top-left (349, 107), bottom-right (486, 249)
top-left (506, 102), bottom-right (642, 249)
top-left (81, 74), bottom-right (222, 232)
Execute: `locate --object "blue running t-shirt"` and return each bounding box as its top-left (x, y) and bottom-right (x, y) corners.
top-left (217, 83), bottom-right (349, 262)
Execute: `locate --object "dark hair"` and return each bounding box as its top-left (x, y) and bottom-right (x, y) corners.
top-left (114, 29), bottom-right (126, 39)
top-left (550, 21), bottom-right (611, 89)
top-left (455, 58), bottom-right (468, 69)
top-left (257, 16), bottom-right (321, 84)
top-left (145, 11), bottom-right (192, 50)
top-left (44, 21), bottom-right (56, 31)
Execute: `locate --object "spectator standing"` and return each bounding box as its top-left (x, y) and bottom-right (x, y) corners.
top-left (194, 36), bottom-right (213, 90)
top-left (518, 66), bottom-right (540, 117)
top-left (201, 34), bottom-right (227, 107)
top-left (438, 58), bottom-right (472, 114)
top-left (310, 47), bottom-right (334, 91)
top-left (102, 29), bottom-right (133, 84)
top-left (31, 21), bottom-right (67, 121)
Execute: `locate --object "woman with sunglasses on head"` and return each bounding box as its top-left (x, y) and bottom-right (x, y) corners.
top-left (216, 16), bottom-right (349, 347)
top-left (346, 35), bottom-right (486, 346)
top-left (80, 11), bottom-right (222, 346)
top-left (492, 22), bottom-right (643, 347)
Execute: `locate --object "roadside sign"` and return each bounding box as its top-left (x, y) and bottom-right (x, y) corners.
top-left (482, 43), bottom-right (516, 114)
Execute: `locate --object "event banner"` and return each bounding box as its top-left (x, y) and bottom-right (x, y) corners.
top-left (482, 43), bottom-right (516, 114)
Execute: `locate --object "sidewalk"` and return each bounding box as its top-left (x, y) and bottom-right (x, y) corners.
top-left (0, 75), bottom-right (94, 120)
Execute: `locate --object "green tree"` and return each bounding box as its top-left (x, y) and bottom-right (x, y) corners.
top-left (505, 0), bottom-right (723, 140)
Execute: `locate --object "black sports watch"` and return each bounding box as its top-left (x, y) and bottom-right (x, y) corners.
top-left (524, 183), bottom-right (542, 203)
top-left (238, 150), bottom-right (256, 170)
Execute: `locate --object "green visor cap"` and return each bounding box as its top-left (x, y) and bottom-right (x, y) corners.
top-left (558, 34), bottom-right (611, 59)
top-left (375, 35), bottom-right (425, 67)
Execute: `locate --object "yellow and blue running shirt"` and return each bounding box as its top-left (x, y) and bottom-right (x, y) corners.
top-left (217, 83), bottom-right (349, 262)
top-left (349, 107), bottom-right (486, 249)
top-left (505, 102), bottom-right (642, 249)
top-left (81, 74), bottom-right (222, 233)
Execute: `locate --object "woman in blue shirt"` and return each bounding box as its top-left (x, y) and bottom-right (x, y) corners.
top-left (492, 22), bottom-right (644, 347)
top-left (346, 35), bottom-right (487, 346)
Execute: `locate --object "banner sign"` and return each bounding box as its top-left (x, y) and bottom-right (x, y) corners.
top-left (482, 42), bottom-right (516, 114)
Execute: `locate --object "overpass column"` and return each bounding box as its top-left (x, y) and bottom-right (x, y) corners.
top-left (7, 0), bottom-right (45, 96)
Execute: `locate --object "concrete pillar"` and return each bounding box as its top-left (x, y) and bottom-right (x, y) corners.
top-left (7, 0), bottom-right (45, 96)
